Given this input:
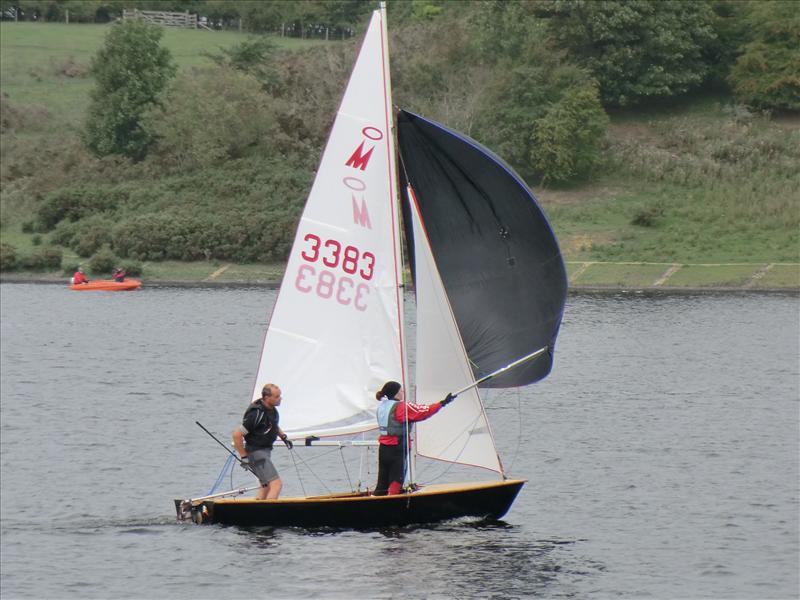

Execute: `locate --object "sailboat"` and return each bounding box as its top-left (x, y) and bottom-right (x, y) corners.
top-left (176, 4), bottom-right (566, 528)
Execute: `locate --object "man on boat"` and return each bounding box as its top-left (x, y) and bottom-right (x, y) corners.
top-left (373, 381), bottom-right (454, 496)
top-left (112, 267), bottom-right (126, 282)
top-left (72, 267), bottom-right (88, 285)
top-left (232, 383), bottom-right (293, 500)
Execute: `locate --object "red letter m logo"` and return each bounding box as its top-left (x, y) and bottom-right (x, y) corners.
top-left (345, 142), bottom-right (374, 171)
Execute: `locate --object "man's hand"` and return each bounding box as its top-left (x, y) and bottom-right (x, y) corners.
top-left (280, 435), bottom-right (293, 449)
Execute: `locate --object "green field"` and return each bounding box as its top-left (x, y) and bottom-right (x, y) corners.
top-left (0, 22), bottom-right (322, 125)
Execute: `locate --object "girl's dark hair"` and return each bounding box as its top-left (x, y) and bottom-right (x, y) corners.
top-left (376, 380), bottom-right (401, 401)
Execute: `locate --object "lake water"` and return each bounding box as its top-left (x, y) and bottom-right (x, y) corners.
top-left (1, 283), bottom-right (798, 599)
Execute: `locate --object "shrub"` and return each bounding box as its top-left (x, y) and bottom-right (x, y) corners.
top-left (37, 186), bottom-right (120, 230)
top-left (728, 1), bottom-right (800, 110)
top-left (145, 66), bottom-right (282, 171)
top-left (31, 234), bottom-right (42, 246)
top-left (631, 206), bottom-right (664, 228)
top-left (19, 246), bottom-right (63, 271)
top-left (531, 85), bottom-right (609, 184)
top-left (119, 260), bottom-right (143, 277)
top-left (0, 243), bottom-right (18, 271)
top-left (88, 245), bottom-right (117, 275)
top-left (536, 0), bottom-right (718, 106)
top-left (109, 208), bottom-right (300, 263)
top-left (62, 260), bottom-right (81, 276)
top-left (71, 217), bottom-right (114, 257)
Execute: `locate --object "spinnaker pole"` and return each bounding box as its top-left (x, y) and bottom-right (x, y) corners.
top-left (452, 346), bottom-right (549, 397)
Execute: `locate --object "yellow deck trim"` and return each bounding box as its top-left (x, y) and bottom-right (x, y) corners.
top-left (208, 479), bottom-right (526, 506)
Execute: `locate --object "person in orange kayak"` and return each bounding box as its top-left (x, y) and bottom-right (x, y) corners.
top-left (72, 267), bottom-right (88, 285)
top-left (112, 267), bottom-right (126, 282)
top-left (373, 380), bottom-right (454, 496)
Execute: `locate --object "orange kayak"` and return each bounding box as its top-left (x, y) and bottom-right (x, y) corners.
top-left (70, 279), bottom-right (142, 291)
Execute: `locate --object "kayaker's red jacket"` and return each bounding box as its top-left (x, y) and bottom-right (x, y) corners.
top-left (73, 271), bottom-right (88, 284)
top-left (378, 401), bottom-right (444, 446)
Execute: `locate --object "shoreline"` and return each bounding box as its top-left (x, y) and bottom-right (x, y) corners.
top-left (2, 276), bottom-right (797, 295)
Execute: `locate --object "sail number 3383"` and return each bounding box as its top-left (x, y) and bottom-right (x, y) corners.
top-left (295, 233), bottom-right (375, 311)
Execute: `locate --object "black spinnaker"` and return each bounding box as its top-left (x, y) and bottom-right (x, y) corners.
top-left (397, 109), bottom-right (568, 388)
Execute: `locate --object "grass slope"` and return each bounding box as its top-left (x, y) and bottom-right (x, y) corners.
top-left (1, 23), bottom-right (798, 289)
top-left (0, 22), bottom-right (322, 124)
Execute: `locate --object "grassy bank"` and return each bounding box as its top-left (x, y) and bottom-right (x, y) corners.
top-left (4, 259), bottom-right (798, 291)
top-left (1, 23), bottom-right (798, 289)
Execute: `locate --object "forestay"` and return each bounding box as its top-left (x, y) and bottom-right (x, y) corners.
top-left (407, 186), bottom-right (503, 474)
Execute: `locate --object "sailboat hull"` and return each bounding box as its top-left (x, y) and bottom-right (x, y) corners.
top-left (178, 480), bottom-right (525, 528)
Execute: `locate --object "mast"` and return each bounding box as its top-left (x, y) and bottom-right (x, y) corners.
top-left (379, 2), bottom-right (416, 487)
top-left (379, 1), bottom-right (406, 390)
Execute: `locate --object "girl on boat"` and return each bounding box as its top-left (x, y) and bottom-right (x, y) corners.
top-left (373, 381), bottom-right (454, 495)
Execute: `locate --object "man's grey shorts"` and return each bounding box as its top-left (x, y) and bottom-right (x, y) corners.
top-left (247, 447), bottom-right (279, 485)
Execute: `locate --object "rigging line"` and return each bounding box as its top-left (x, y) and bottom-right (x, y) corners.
top-left (339, 446), bottom-right (353, 491)
top-left (288, 447), bottom-right (307, 497)
top-left (208, 455), bottom-right (235, 495)
top-left (467, 388), bottom-right (525, 478)
top-left (283, 449), bottom-right (333, 495)
top-left (504, 387), bottom-right (524, 474)
top-left (397, 143), bottom-right (411, 184)
top-left (357, 435), bottom-right (370, 492)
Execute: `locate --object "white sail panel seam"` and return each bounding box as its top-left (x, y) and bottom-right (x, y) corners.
top-left (299, 218), bottom-right (349, 233)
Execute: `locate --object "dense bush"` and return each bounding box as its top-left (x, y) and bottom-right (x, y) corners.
top-left (204, 36), bottom-right (277, 86)
top-left (473, 59), bottom-right (604, 183)
top-left (535, 0), bottom-right (717, 106)
top-left (37, 186), bottom-right (121, 230)
top-left (728, 0), bottom-right (800, 110)
top-left (119, 260), bottom-right (143, 277)
top-left (88, 245), bottom-right (117, 275)
top-left (0, 243), bottom-right (18, 271)
top-left (71, 216), bottom-right (115, 257)
top-left (111, 210), bottom-right (297, 262)
top-left (18, 246), bottom-right (62, 271)
top-left (531, 85), bottom-right (609, 184)
top-left (455, 3), bottom-right (609, 183)
top-left (62, 260), bottom-right (81, 276)
top-left (50, 220), bottom-right (81, 247)
top-left (145, 67), bottom-right (284, 171)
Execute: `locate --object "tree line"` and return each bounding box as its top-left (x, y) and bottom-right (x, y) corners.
top-left (1, 0), bottom-right (379, 36)
top-left (1, 0), bottom-right (797, 274)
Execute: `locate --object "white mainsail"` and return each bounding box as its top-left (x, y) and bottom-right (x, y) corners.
top-left (407, 187), bottom-right (503, 474)
top-left (252, 9), bottom-right (404, 439)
